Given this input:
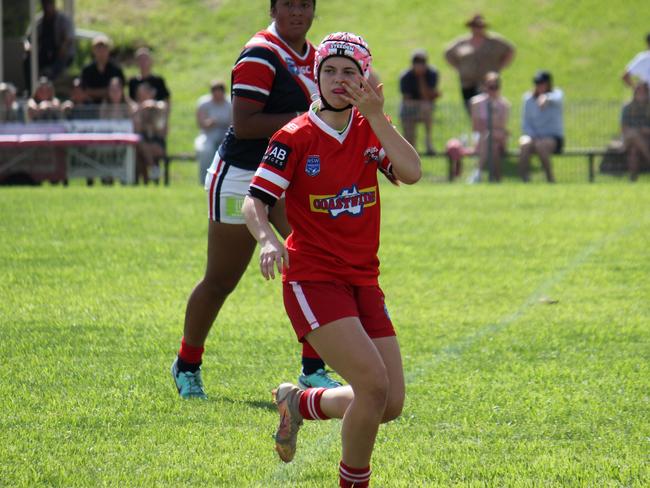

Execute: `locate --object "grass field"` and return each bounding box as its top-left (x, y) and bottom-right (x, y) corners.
top-left (1, 163), bottom-right (648, 486)
top-left (72, 0), bottom-right (650, 153)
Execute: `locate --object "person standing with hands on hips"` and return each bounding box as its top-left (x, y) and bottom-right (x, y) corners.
top-left (243, 32), bottom-right (421, 488)
top-left (445, 13), bottom-right (515, 114)
top-left (171, 0), bottom-right (340, 400)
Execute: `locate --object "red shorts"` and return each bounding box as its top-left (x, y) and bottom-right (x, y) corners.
top-left (283, 281), bottom-right (395, 342)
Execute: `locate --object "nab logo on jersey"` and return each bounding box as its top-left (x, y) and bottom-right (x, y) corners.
top-left (263, 141), bottom-right (291, 170)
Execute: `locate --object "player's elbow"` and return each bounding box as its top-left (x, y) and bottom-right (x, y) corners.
top-left (397, 163), bottom-right (422, 185)
top-left (232, 121), bottom-right (252, 139)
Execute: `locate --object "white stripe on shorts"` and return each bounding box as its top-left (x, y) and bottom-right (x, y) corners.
top-left (290, 281), bottom-right (320, 330)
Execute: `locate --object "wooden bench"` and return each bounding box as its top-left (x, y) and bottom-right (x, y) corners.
top-left (436, 147), bottom-right (611, 182)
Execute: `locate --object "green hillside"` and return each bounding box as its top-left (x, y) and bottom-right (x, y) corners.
top-left (74, 0), bottom-right (648, 153)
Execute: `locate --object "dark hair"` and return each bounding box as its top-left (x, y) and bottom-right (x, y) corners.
top-left (533, 70), bottom-right (553, 90)
top-left (411, 49), bottom-right (427, 64)
top-left (271, 0), bottom-right (316, 8)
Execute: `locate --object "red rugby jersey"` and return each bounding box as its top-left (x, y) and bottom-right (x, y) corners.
top-left (249, 107), bottom-right (394, 285)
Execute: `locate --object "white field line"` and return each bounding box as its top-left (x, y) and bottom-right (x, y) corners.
top-left (404, 223), bottom-right (635, 382)
top-left (262, 224), bottom-right (635, 485)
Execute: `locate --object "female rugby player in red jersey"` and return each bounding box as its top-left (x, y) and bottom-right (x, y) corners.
top-left (243, 32), bottom-right (421, 488)
top-left (171, 0), bottom-right (340, 399)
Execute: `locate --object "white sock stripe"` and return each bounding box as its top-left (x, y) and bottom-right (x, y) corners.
top-left (339, 465), bottom-right (371, 480)
top-left (307, 389), bottom-right (322, 420)
top-left (339, 468), bottom-right (371, 482)
top-left (290, 281), bottom-right (320, 329)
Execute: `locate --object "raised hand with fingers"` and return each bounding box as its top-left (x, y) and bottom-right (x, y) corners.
top-left (341, 76), bottom-right (385, 121)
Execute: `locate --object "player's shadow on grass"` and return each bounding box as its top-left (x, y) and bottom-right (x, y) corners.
top-left (219, 395), bottom-right (276, 412)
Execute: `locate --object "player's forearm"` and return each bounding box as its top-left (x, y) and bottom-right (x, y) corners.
top-left (242, 196), bottom-right (280, 246)
top-left (367, 114), bottom-right (421, 184)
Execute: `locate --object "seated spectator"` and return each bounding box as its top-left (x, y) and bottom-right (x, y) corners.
top-left (62, 77), bottom-right (97, 119)
top-left (133, 82), bottom-right (168, 184)
top-left (445, 135), bottom-right (477, 180)
top-left (195, 80), bottom-right (232, 184)
top-left (0, 82), bottom-right (23, 122)
top-left (80, 35), bottom-right (125, 104)
top-left (128, 47), bottom-right (171, 103)
top-left (621, 82), bottom-right (650, 181)
top-left (100, 77), bottom-right (134, 120)
top-left (469, 71), bottom-right (510, 182)
top-left (399, 49), bottom-right (440, 156)
top-left (23, 0), bottom-right (75, 92)
top-left (27, 76), bottom-right (62, 121)
top-left (622, 33), bottom-right (650, 88)
top-left (518, 70), bottom-right (564, 183)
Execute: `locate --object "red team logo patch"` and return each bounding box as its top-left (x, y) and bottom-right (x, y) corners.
top-left (310, 185), bottom-right (377, 217)
top-left (363, 146), bottom-right (380, 164)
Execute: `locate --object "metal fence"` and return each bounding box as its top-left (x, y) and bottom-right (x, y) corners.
top-left (4, 99), bottom-right (643, 184)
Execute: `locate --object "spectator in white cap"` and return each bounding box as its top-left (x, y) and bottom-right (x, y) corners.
top-left (622, 33), bottom-right (650, 87)
top-left (80, 35), bottom-right (125, 104)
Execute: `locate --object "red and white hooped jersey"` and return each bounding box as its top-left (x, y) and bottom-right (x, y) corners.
top-left (219, 22), bottom-right (317, 170)
top-left (249, 106), bottom-right (394, 285)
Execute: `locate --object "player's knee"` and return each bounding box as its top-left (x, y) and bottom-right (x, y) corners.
top-left (381, 394), bottom-right (404, 423)
top-left (355, 369), bottom-right (389, 413)
top-left (201, 275), bottom-right (239, 299)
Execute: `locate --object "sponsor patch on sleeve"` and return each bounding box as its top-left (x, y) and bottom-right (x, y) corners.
top-left (262, 141), bottom-right (292, 170)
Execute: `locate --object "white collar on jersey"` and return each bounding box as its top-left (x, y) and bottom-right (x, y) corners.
top-left (308, 101), bottom-right (353, 144)
top-left (268, 22), bottom-right (312, 61)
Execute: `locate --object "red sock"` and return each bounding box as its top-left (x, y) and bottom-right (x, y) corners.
top-left (298, 388), bottom-right (329, 420)
top-left (178, 337), bottom-right (204, 364)
top-left (302, 341), bottom-right (320, 359)
top-left (339, 461), bottom-right (371, 487)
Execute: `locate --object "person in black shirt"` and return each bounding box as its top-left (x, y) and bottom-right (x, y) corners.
top-left (399, 50), bottom-right (440, 155)
top-left (23, 0), bottom-right (75, 92)
top-left (128, 47), bottom-right (170, 103)
top-left (80, 35), bottom-right (125, 104)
